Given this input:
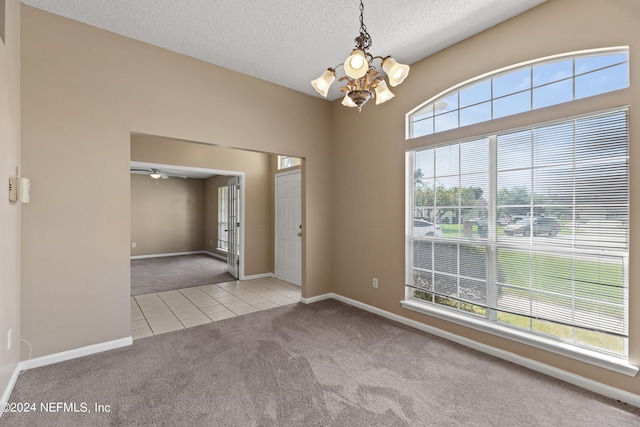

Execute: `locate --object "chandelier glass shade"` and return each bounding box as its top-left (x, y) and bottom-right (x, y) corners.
top-left (310, 0), bottom-right (410, 112)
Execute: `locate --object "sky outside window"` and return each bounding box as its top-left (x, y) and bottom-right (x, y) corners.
top-left (408, 49), bottom-right (629, 139)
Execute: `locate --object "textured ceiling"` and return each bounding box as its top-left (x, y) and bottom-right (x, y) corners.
top-left (21, 0), bottom-right (546, 100)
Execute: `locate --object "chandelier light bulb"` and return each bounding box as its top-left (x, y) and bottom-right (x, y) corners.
top-left (344, 49), bottom-right (368, 79)
top-left (350, 55), bottom-right (364, 69)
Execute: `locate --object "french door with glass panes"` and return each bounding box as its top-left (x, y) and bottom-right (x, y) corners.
top-left (226, 176), bottom-right (240, 278)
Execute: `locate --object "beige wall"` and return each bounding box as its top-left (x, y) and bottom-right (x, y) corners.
top-left (131, 134), bottom-right (275, 275)
top-left (131, 174), bottom-right (206, 256)
top-left (330, 0), bottom-right (640, 394)
top-left (0, 0), bottom-right (20, 399)
top-left (17, 0), bottom-right (640, 399)
top-left (20, 6), bottom-right (332, 359)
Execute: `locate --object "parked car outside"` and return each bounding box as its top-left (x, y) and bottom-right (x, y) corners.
top-left (413, 219), bottom-right (443, 237)
top-left (503, 216), bottom-right (561, 236)
top-left (497, 215), bottom-right (511, 226)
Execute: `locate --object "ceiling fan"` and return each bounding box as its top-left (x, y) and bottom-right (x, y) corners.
top-left (130, 167), bottom-right (187, 180)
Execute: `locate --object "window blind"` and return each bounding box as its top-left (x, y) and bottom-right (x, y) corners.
top-left (408, 109), bottom-right (629, 355)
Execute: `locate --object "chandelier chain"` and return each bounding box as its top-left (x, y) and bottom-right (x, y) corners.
top-left (355, 0), bottom-right (372, 52)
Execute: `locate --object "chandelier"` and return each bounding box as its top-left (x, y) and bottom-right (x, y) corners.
top-left (311, 0), bottom-right (410, 112)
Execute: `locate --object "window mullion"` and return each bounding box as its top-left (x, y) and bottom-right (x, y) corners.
top-left (487, 135), bottom-right (498, 321)
top-left (456, 142), bottom-right (461, 311)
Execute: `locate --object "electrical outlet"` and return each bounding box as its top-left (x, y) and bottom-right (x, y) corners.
top-left (7, 328), bottom-right (12, 350)
top-left (132, 242), bottom-right (137, 248)
top-left (372, 278), bottom-right (379, 288)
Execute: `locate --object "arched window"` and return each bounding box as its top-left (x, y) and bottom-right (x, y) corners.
top-left (404, 47), bottom-right (633, 373)
top-left (406, 47), bottom-right (629, 139)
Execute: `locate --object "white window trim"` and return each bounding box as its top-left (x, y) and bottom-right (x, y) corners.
top-left (400, 298), bottom-right (638, 377)
top-left (403, 108), bottom-right (634, 376)
top-left (405, 46), bottom-right (629, 140)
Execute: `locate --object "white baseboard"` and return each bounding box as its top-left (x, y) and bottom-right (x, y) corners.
top-left (322, 292), bottom-right (640, 408)
top-left (19, 337), bottom-right (132, 371)
top-left (0, 336), bottom-right (132, 418)
top-left (202, 251), bottom-right (227, 261)
top-left (0, 363), bottom-right (22, 419)
top-left (130, 250), bottom-right (227, 261)
top-left (242, 272), bottom-right (274, 280)
top-left (130, 251), bottom-right (206, 260)
top-left (300, 293), bottom-right (332, 304)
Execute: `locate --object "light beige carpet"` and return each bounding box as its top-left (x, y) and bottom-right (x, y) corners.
top-left (131, 254), bottom-right (235, 296)
top-left (4, 300), bottom-right (639, 426)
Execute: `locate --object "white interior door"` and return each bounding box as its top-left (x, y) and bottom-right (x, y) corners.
top-left (275, 170), bottom-right (302, 286)
top-left (227, 176), bottom-right (240, 278)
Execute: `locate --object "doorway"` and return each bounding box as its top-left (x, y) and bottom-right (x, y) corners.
top-left (130, 161), bottom-right (246, 295)
top-left (129, 135), bottom-right (305, 339)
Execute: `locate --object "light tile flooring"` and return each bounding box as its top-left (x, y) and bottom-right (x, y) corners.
top-left (130, 277), bottom-right (301, 339)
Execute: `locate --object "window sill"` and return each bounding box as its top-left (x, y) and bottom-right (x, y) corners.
top-left (400, 299), bottom-right (638, 377)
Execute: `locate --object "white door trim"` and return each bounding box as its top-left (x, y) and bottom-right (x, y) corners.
top-left (236, 174), bottom-right (246, 279)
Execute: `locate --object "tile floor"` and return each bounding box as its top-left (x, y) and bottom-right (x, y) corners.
top-left (130, 276), bottom-right (301, 339)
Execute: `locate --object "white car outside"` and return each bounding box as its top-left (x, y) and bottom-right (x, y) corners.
top-left (412, 219), bottom-right (443, 237)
